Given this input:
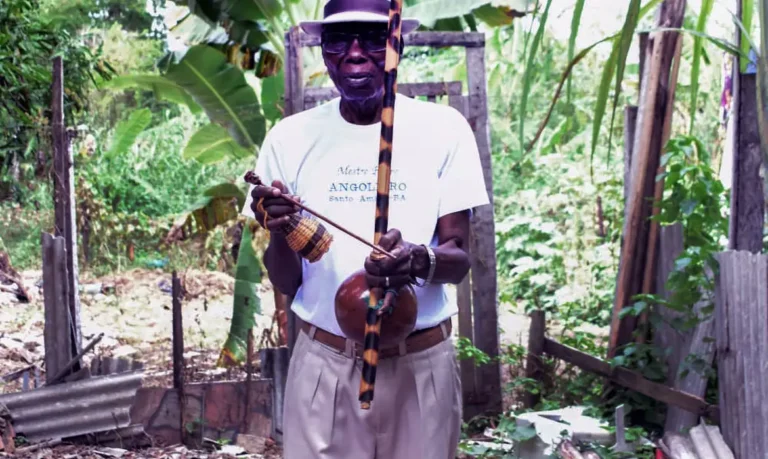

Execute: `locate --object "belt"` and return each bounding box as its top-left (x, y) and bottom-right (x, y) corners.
top-left (299, 318), bottom-right (452, 359)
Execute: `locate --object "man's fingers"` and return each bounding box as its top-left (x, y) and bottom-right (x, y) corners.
top-left (377, 228), bottom-right (402, 251)
top-left (266, 216), bottom-right (291, 232)
top-left (271, 180), bottom-right (289, 193)
top-left (263, 204), bottom-right (297, 218)
top-left (365, 273), bottom-right (412, 289)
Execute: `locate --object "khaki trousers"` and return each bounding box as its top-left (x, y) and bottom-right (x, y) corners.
top-left (282, 324), bottom-right (463, 459)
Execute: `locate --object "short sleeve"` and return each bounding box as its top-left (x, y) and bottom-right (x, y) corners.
top-left (436, 112), bottom-right (490, 217)
top-left (240, 128), bottom-right (291, 219)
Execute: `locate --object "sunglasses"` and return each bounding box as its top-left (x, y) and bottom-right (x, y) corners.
top-left (321, 31), bottom-right (388, 54)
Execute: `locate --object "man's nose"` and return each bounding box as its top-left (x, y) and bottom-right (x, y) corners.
top-left (344, 38), bottom-right (367, 63)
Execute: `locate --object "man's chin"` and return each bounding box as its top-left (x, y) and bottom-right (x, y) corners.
top-left (339, 86), bottom-right (383, 104)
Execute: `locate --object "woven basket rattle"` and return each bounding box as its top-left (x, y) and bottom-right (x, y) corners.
top-left (244, 172), bottom-right (332, 263)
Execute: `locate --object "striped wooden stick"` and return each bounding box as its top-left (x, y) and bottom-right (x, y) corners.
top-left (359, 0), bottom-right (405, 410)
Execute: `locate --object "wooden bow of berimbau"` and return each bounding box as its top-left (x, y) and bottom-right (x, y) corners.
top-left (356, 0), bottom-right (409, 410)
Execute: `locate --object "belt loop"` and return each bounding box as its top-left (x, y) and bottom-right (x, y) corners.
top-left (398, 341), bottom-right (407, 356)
top-left (344, 338), bottom-right (355, 358)
top-left (439, 321), bottom-right (448, 339)
top-left (308, 325), bottom-right (317, 340)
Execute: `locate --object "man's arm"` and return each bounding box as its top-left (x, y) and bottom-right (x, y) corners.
top-left (409, 210), bottom-right (471, 285)
top-left (263, 233), bottom-right (303, 296)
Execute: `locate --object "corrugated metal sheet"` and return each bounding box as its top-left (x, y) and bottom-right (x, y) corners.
top-left (0, 371), bottom-right (143, 443)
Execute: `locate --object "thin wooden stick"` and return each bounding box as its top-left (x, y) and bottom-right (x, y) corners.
top-left (244, 172), bottom-right (396, 260)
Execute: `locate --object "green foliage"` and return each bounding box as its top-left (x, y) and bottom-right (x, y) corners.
top-left (495, 153), bottom-right (622, 328)
top-left (105, 108), bottom-right (152, 158)
top-left (689, 0), bottom-right (714, 134)
top-left (182, 124), bottom-right (254, 164)
top-left (163, 45), bottom-right (266, 150)
top-left (40, 0), bottom-right (163, 35)
top-left (403, 0), bottom-right (531, 29)
top-left (638, 135), bottom-right (728, 329)
top-left (0, 0), bottom-right (115, 201)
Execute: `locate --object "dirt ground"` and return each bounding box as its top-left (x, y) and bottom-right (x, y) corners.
top-left (0, 267), bottom-right (542, 393)
top-left (0, 267), bottom-right (605, 458)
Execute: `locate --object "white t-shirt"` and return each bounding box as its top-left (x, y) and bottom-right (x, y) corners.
top-left (241, 95), bottom-right (489, 337)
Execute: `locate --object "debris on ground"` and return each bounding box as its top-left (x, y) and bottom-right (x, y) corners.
top-left (0, 251), bottom-right (29, 303)
top-left (3, 442), bottom-right (283, 459)
top-left (0, 268), bottom-right (278, 393)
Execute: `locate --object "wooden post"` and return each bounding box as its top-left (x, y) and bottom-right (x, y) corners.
top-left (523, 310), bottom-right (545, 409)
top-left (41, 232), bottom-right (74, 382)
top-left (171, 271), bottom-right (185, 444)
top-left (715, 251), bottom-right (768, 457)
top-left (728, 72), bottom-right (764, 253)
top-left (281, 27), bottom-right (305, 357)
top-left (172, 271), bottom-right (184, 391)
top-left (51, 56), bottom-right (82, 360)
top-left (465, 40), bottom-right (502, 419)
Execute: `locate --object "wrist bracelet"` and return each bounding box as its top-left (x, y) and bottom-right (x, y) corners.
top-left (413, 244), bottom-right (436, 287)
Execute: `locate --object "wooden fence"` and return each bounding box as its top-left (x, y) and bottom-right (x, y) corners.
top-left (714, 251), bottom-right (768, 457)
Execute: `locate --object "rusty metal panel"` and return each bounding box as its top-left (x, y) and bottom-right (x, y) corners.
top-left (0, 371), bottom-right (143, 443)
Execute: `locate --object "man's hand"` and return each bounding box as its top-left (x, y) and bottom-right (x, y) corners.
top-left (250, 180), bottom-right (301, 232)
top-left (364, 229), bottom-right (418, 290)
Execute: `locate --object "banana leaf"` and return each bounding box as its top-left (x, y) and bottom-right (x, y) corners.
top-left (163, 44), bottom-right (266, 150)
top-left (218, 220), bottom-right (263, 367)
top-left (403, 0), bottom-right (531, 29)
top-left (105, 108), bottom-right (152, 159)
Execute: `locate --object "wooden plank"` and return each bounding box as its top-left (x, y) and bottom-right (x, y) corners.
top-left (608, 0), bottom-right (687, 357)
top-left (464, 45), bottom-right (501, 419)
top-left (523, 310), bottom-right (545, 408)
top-left (542, 337), bottom-right (718, 421)
top-left (456, 273), bottom-right (476, 415)
top-left (300, 31), bottom-right (485, 48)
top-left (448, 88), bottom-right (478, 418)
top-left (715, 251), bottom-right (768, 458)
top-left (284, 27), bottom-right (305, 118)
top-left (51, 57), bottom-right (81, 357)
top-left (728, 73), bottom-right (764, 253)
top-left (623, 105), bottom-right (638, 208)
top-left (41, 232), bottom-right (73, 383)
top-left (664, 298), bottom-right (715, 433)
top-left (304, 81), bottom-right (463, 107)
top-left (653, 223), bottom-right (686, 386)
top-left (637, 33), bottom-right (683, 343)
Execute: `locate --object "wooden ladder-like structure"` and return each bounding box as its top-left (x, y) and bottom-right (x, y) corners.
top-left (278, 27), bottom-right (501, 422)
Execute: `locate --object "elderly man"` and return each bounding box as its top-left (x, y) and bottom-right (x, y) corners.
top-left (241, 0), bottom-right (489, 457)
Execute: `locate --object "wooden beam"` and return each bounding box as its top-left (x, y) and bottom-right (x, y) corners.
top-left (728, 73), bottom-right (764, 253)
top-left (464, 43), bottom-right (502, 420)
top-left (542, 337), bottom-right (718, 421)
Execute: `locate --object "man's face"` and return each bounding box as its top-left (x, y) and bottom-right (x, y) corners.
top-left (321, 22), bottom-right (389, 103)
